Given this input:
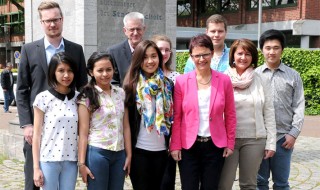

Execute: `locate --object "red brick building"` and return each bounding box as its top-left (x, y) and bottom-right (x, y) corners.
top-left (177, 0), bottom-right (320, 49)
top-left (0, 0), bottom-right (24, 68)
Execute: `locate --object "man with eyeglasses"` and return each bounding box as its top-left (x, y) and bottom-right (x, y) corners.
top-left (16, 1), bottom-right (87, 190)
top-left (184, 14), bottom-right (230, 73)
top-left (107, 12), bottom-right (146, 86)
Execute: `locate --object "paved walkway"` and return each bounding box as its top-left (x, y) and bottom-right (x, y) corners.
top-left (0, 107), bottom-right (319, 189)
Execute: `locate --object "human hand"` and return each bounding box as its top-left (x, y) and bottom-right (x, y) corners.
top-left (264, 150), bottom-right (275, 159)
top-left (123, 156), bottom-right (131, 177)
top-left (223, 148), bottom-right (233, 157)
top-left (24, 125), bottom-right (34, 145)
top-left (79, 165), bottom-right (94, 186)
top-left (282, 134), bottom-right (296, 149)
top-left (2, 89), bottom-right (7, 91)
top-left (33, 168), bottom-right (44, 187)
top-left (171, 150), bottom-right (181, 161)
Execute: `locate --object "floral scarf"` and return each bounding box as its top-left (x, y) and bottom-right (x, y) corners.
top-left (226, 67), bottom-right (254, 89)
top-left (136, 68), bottom-right (173, 136)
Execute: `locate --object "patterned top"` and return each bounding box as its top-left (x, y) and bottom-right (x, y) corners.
top-left (166, 71), bottom-right (180, 84)
top-left (33, 88), bottom-right (79, 162)
top-left (255, 62), bottom-right (305, 141)
top-left (184, 44), bottom-right (230, 73)
top-left (77, 85), bottom-right (125, 151)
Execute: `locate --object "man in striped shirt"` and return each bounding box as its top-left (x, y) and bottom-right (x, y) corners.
top-left (256, 29), bottom-right (305, 190)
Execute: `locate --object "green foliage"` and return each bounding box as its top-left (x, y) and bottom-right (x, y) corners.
top-left (176, 51), bottom-right (189, 74)
top-left (176, 49), bottom-right (320, 115)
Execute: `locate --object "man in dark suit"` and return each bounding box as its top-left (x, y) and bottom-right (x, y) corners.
top-left (16, 1), bottom-right (87, 190)
top-left (107, 12), bottom-right (146, 86)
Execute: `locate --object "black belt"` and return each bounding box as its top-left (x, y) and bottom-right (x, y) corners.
top-left (196, 136), bottom-right (211, 143)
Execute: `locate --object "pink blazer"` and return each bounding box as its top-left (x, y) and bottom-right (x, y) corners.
top-left (170, 70), bottom-right (236, 151)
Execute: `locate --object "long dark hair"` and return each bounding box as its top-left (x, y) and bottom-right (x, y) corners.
top-left (123, 40), bottom-right (163, 106)
top-left (77, 52), bottom-right (114, 112)
top-left (48, 52), bottom-right (78, 88)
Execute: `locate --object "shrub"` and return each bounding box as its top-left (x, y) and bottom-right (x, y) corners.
top-left (176, 49), bottom-right (320, 115)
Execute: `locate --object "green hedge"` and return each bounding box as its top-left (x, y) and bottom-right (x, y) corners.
top-left (176, 49), bottom-right (320, 115)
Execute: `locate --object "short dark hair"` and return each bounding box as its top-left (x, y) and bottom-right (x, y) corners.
top-left (229, 39), bottom-right (258, 68)
top-left (189, 34), bottom-right (214, 55)
top-left (47, 52), bottom-right (78, 88)
top-left (259, 29), bottom-right (286, 50)
top-left (206, 14), bottom-right (228, 31)
top-left (38, 1), bottom-right (63, 19)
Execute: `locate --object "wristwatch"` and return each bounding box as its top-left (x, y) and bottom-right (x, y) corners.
top-left (77, 162), bottom-right (85, 167)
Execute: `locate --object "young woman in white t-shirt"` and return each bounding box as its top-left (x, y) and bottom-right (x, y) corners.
top-left (32, 52), bottom-right (79, 190)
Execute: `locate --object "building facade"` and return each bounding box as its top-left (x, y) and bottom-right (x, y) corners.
top-left (177, 0), bottom-right (320, 49)
top-left (0, 0), bottom-right (24, 68)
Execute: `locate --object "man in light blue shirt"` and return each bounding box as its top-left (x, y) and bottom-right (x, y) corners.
top-left (184, 14), bottom-right (230, 73)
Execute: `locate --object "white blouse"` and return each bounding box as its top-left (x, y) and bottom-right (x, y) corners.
top-left (33, 89), bottom-right (79, 162)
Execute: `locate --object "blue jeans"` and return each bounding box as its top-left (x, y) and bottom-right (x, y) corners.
top-left (257, 136), bottom-right (293, 190)
top-left (3, 87), bottom-right (14, 112)
top-left (40, 161), bottom-right (78, 190)
top-left (86, 145), bottom-right (125, 190)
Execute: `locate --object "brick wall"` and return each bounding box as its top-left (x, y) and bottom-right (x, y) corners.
top-left (178, 0), bottom-right (320, 27)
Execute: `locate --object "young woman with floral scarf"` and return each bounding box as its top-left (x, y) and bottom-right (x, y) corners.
top-left (123, 40), bottom-right (174, 190)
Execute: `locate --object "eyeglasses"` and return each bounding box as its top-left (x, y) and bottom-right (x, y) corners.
top-left (125, 27), bottom-right (144, 33)
top-left (41, 18), bottom-right (62, 25)
top-left (191, 53), bottom-right (212, 60)
top-left (159, 48), bottom-right (171, 54)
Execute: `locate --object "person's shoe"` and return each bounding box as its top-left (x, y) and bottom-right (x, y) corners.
top-left (4, 111), bottom-right (12, 113)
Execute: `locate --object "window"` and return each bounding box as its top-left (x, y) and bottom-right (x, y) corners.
top-left (178, 0), bottom-right (192, 17)
top-left (248, 0), bottom-right (297, 9)
top-left (8, 11), bottom-right (25, 35)
top-left (0, 0), bottom-right (7, 6)
top-left (198, 0), bottom-right (239, 15)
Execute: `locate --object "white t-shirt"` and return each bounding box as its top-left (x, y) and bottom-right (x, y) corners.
top-left (33, 89), bottom-right (79, 162)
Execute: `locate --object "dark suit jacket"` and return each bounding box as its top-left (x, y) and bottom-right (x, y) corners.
top-left (107, 40), bottom-right (132, 86)
top-left (1, 69), bottom-right (14, 89)
top-left (16, 38), bottom-right (88, 127)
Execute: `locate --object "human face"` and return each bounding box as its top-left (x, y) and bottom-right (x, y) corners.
top-left (206, 22), bottom-right (227, 49)
top-left (191, 46), bottom-right (213, 72)
top-left (90, 59), bottom-right (114, 91)
top-left (55, 62), bottom-right (74, 91)
top-left (40, 8), bottom-right (63, 39)
top-left (234, 47), bottom-right (252, 75)
top-left (123, 19), bottom-right (145, 48)
top-left (262, 39), bottom-right (283, 68)
top-left (141, 47), bottom-right (160, 78)
top-left (156, 40), bottom-right (171, 65)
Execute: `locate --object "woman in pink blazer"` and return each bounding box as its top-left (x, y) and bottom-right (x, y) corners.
top-left (170, 34), bottom-right (236, 190)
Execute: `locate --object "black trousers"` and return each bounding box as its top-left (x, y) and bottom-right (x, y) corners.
top-left (179, 140), bottom-right (225, 190)
top-left (130, 148), bottom-right (167, 190)
top-left (160, 154), bottom-right (177, 190)
top-left (23, 140), bottom-right (39, 190)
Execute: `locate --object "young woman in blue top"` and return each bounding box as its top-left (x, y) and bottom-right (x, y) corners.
top-left (32, 52), bottom-right (79, 190)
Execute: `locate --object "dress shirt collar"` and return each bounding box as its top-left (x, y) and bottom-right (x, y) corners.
top-left (49, 88), bottom-right (75, 101)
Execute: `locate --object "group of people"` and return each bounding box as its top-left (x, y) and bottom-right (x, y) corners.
top-left (15, 1), bottom-right (305, 190)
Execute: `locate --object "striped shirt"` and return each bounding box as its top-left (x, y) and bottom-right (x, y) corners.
top-left (255, 62), bottom-right (305, 141)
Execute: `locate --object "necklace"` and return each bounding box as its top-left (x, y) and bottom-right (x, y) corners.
top-left (197, 75), bottom-right (212, 85)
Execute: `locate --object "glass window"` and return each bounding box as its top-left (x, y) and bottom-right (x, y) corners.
top-left (249, 0), bottom-right (297, 9)
top-left (198, 0), bottom-right (239, 16)
top-left (0, 0), bottom-right (7, 6)
top-left (178, 0), bottom-right (192, 17)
